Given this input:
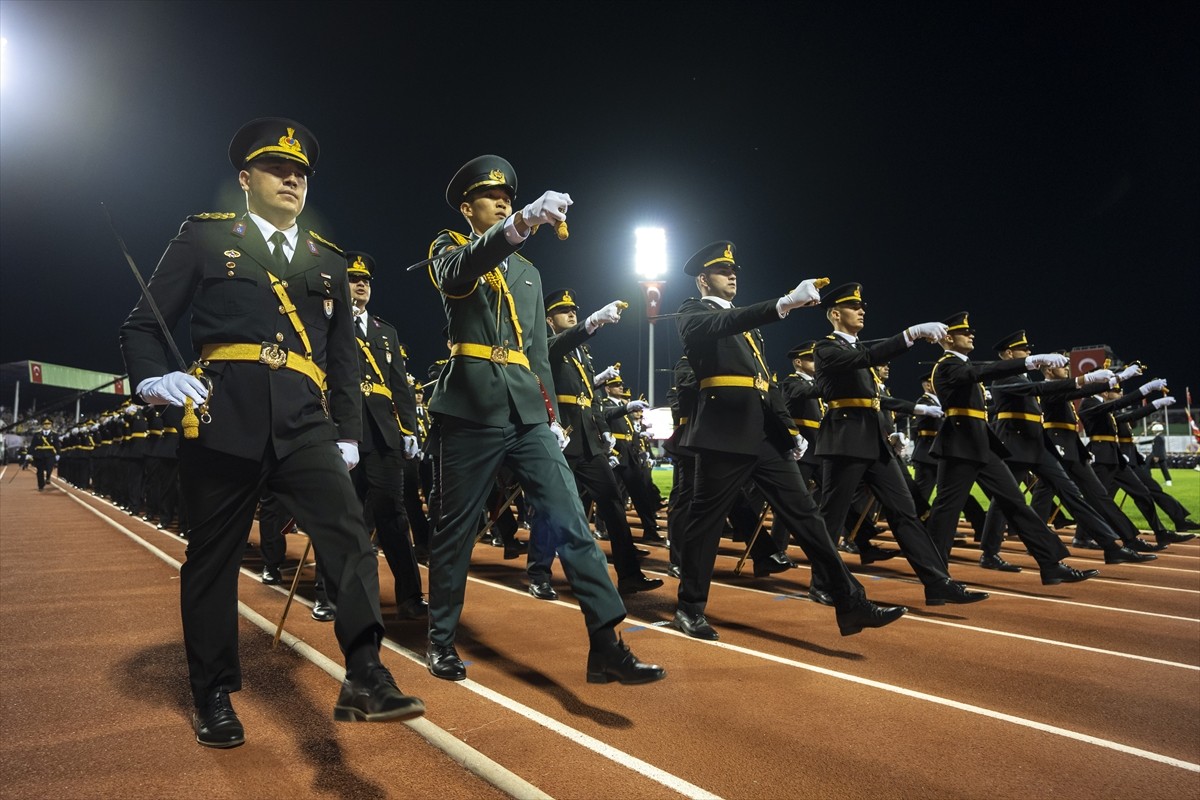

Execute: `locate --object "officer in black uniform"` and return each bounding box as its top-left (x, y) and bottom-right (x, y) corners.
top-left (923, 313), bottom-right (1096, 584)
top-left (812, 285), bottom-right (985, 605)
top-left (31, 418), bottom-right (59, 490)
top-left (119, 117), bottom-right (424, 748)
top-left (529, 288), bottom-right (663, 598)
top-left (344, 251), bottom-right (427, 620)
top-left (599, 378), bottom-right (665, 544)
top-left (662, 355), bottom-right (697, 578)
top-left (671, 242), bottom-right (906, 640)
top-left (979, 330), bottom-right (1154, 569)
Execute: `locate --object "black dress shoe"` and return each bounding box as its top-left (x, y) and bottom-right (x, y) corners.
top-left (753, 552), bottom-right (794, 577)
top-left (1175, 519), bottom-right (1199, 533)
top-left (666, 564), bottom-right (682, 579)
top-left (837, 539), bottom-right (860, 555)
top-left (836, 599), bottom-right (907, 636)
top-left (311, 599), bottom-right (336, 621)
top-left (1104, 546), bottom-right (1157, 564)
top-left (1040, 562), bottom-right (1100, 585)
top-left (618, 574), bottom-right (664, 595)
top-left (1157, 530), bottom-right (1197, 545)
top-left (673, 610), bottom-right (719, 640)
top-left (586, 636), bottom-right (667, 685)
top-left (635, 546), bottom-right (651, 558)
top-left (925, 578), bottom-right (989, 605)
top-left (334, 664), bottom-right (425, 722)
top-left (528, 581), bottom-right (558, 601)
top-left (979, 553), bottom-right (1021, 572)
top-left (503, 539), bottom-right (527, 560)
top-left (1127, 538), bottom-right (1167, 552)
top-left (426, 643), bottom-right (467, 681)
top-left (808, 588), bottom-right (836, 607)
top-left (261, 565), bottom-right (282, 585)
top-left (1070, 536), bottom-right (1102, 550)
top-left (642, 530), bottom-right (666, 544)
top-left (193, 689), bottom-right (244, 748)
top-left (858, 544), bottom-right (900, 565)
top-left (413, 544), bottom-right (431, 564)
top-left (395, 596), bottom-right (429, 619)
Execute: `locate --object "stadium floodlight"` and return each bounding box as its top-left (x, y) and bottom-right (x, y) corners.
top-left (634, 227), bottom-right (667, 280)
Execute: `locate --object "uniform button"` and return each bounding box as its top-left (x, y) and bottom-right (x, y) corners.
top-left (227, 270), bottom-right (235, 277)
top-left (279, 305), bottom-right (286, 314)
top-left (276, 333), bottom-right (284, 343)
top-left (281, 280), bottom-right (289, 288)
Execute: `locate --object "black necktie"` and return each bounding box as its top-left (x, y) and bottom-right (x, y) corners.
top-left (269, 231), bottom-right (289, 274)
top-left (356, 315), bottom-right (366, 339)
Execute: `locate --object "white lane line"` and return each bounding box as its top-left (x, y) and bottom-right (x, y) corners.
top-left (62, 483), bottom-right (720, 800)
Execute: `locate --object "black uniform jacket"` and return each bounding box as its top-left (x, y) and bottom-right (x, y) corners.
top-left (663, 356), bottom-right (697, 458)
top-left (120, 213), bottom-right (360, 461)
top-left (929, 351), bottom-right (1028, 464)
top-left (676, 297), bottom-right (795, 456)
top-left (911, 392), bottom-right (941, 465)
top-left (1079, 392), bottom-right (1143, 466)
top-left (781, 371), bottom-right (823, 466)
top-left (547, 322), bottom-right (610, 459)
top-left (357, 313), bottom-right (417, 452)
top-left (988, 372), bottom-right (1076, 464)
top-left (426, 222), bottom-right (555, 428)
top-left (1037, 381), bottom-right (1106, 464)
top-left (813, 332), bottom-right (908, 460)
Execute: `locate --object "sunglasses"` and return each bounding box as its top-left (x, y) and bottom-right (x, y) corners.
top-left (348, 276), bottom-right (372, 284)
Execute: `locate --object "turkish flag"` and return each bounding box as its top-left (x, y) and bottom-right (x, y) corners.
top-left (113, 377), bottom-right (125, 395)
top-left (640, 281), bottom-right (666, 319)
top-left (30, 362), bottom-right (43, 383)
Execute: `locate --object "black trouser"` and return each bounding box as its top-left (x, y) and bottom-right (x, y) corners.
top-left (258, 490), bottom-right (291, 570)
top-left (1033, 459), bottom-right (1145, 545)
top-left (353, 447), bottom-right (422, 604)
top-left (1134, 462), bottom-right (1190, 527)
top-left (401, 456), bottom-right (431, 553)
top-left (980, 454), bottom-right (1120, 557)
top-left (818, 455), bottom-right (950, 586)
top-left (914, 461), bottom-right (987, 534)
top-left (529, 451), bottom-right (642, 582)
top-left (677, 441), bottom-right (866, 617)
top-left (33, 452), bottom-right (55, 489)
top-left (666, 453), bottom-right (695, 571)
top-left (178, 441), bottom-right (382, 706)
top-left (926, 453), bottom-right (1068, 567)
top-left (1093, 462), bottom-right (1168, 536)
top-left (770, 459), bottom-right (822, 548)
top-left (616, 462), bottom-right (661, 536)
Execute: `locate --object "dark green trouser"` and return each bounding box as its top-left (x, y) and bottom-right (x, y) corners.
top-left (427, 415), bottom-right (626, 645)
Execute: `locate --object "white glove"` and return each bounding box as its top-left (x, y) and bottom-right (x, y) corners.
top-left (601, 431), bottom-right (616, 451)
top-left (337, 441), bottom-right (360, 470)
top-left (787, 434), bottom-right (808, 461)
top-left (1116, 364), bottom-right (1143, 381)
top-left (585, 301), bottom-right (624, 334)
top-left (914, 403), bottom-right (944, 419)
top-left (776, 279), bottom-right (824, 317)
top-left (639, 430), bottom-right (653, 440)
top-left (550, 420), bottom-right (569, 450)
top-left (402, 434), bottom-right (420, 459)
top-left (593, 365), bottom-right (620, 387)
top-left (124, 404), bottom-right (139, 416)
top-left (137, 372), bottom-right (209, 407)
top-left (905, 322), bottom-right (949, 343)
top-left (626, 399), bottom-right (650, 412)
top-left (1082, 368), bottom-right (1114, 384)
top-left (1025, 353), bottom-right (1069, 369)
top-left (608, 454), bottom-right (621, 468)
top-left (1140, 378), bottom-right (1168, 395)
top-left (1152, 396), bottom-right (1176, 409)
top-left (520, 190), bottom-right (573, 227)
top-left (888, 431), bottom-right (910, 454)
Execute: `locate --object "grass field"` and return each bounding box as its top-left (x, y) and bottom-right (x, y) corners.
top-left (650, 464), bottom-right (1200, 530)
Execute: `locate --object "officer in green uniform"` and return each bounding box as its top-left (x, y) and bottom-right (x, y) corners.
top-left (423, 155), bottom-right (664, 686)
top-left (120, 117), bottom-right (424, 748)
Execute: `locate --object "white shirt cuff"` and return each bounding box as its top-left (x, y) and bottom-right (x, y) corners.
top-left (503, 214), bottom-right (528, 245)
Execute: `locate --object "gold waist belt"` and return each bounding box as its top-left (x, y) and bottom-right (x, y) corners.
top-left (1090, 435), bottom-right (1119, 443)
top-left (1043, 422), bottom-right (1076, 431)
top-left (918, 430), bottom-right (938, 437)
top-left (360, 381), bottom-right (393, 400)
top-left (792, 418), bottom-right (820, 429)
top-left (997, 412), bottom-right (1042, 422)
top-left (450, 342), bottom-right (530, 369)
top-left (201, 343), bottom-right (327, 390)
top-left (828, 398), bottom-right (880, 410)
top-left (128, 432), bottom-right (148, 438)
top-left (700, 375), bottom-right (770, 392)
top-left (946, 408), bottom-right (987, 419)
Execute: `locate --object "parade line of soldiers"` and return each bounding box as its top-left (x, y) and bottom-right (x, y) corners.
top-left (27, 116), bottom-right (1194, 750)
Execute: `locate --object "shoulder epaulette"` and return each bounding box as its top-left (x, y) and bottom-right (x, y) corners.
top-left (824, 334), bottom-right (838, 340)
top-left (189, 212), bottom-right (237, 221)
top-left (308, 230), bottom-right (343, 254)
top-left (511, 251), bottom-right (534, 267)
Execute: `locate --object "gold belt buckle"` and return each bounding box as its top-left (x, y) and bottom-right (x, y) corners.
top-left (754, 375), bottom-right (770, 392)
top-left (361, 380), bottom-right (374, 396)
top-left (872, 398), bottom-right (881, 410)
top-left (489, 345), bottom-right (509, 365)
top-left (578, 393), bottom-right (589, 406)
top-left (259, 343), bottom-right (287, 370)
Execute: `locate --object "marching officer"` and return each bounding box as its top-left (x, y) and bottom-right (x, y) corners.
top-left (344, 251), bottom-right (427, 620)
top-left (31, 418), bottom-right (59, 491)
top-left (599, 378), bottom-right (665, 544)
top-left (120, 117), bottom-right (424, 747)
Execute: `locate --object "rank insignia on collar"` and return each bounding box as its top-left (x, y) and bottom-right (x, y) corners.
top-left (320, 273), bottom-right (331, 280)
top-left (224, 250), bottom-right (241, 258)
top-left (232, 221), bottom-right (247, 236)
top-left (323, 298), bottom-right (334, 318)
top-left (307, 239), bottom-right (319, 255)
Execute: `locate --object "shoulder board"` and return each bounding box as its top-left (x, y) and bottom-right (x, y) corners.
top-left (188, 212), bottom-right (237, 221)
top-left (308, 230), bottom-right (343, 254)
top-left (823, 334), bottom-right (838, 340)
top-left (511, 251), bottom-right (534, 267)
top-left (435, 229), bottom-right (470, 247)
top-left (937, 351), bottom-right (956, 360)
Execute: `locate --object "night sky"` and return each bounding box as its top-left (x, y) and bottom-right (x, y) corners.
top-left (1, 1), bottom-right (1196, 407)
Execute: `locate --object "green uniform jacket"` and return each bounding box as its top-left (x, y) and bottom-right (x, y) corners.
top-left (426, 221), bottom-right (557, 427)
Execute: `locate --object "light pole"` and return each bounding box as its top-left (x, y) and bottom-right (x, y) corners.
top-left (634, 227), bottom-right (667, 406)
